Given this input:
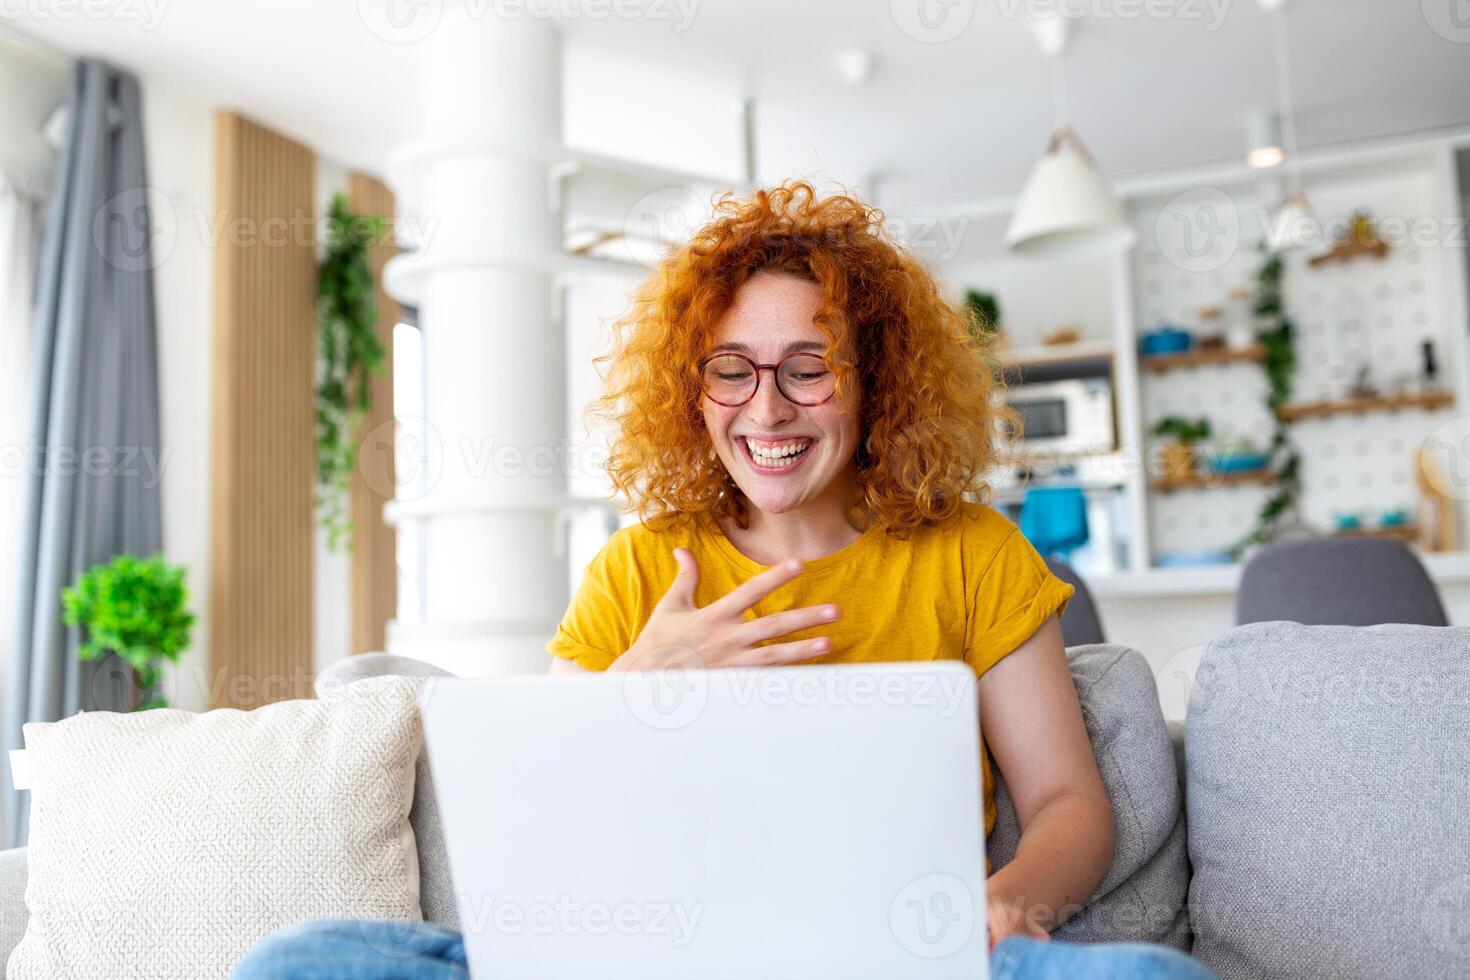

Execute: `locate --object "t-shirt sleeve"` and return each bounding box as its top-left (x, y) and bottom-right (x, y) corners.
top-left (546, 530), bottom-right (640, 672)
top-left (964, 526), bottom-right (1076, 676)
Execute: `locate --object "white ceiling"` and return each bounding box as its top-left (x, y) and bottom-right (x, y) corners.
top-left (3, 0), bottom-right (1468, 207)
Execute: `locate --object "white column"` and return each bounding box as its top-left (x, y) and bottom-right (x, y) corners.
top-left (383, 7), bottom-right (568, 676)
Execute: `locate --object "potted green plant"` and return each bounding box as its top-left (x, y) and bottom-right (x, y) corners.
top-left (62, 554), bottom-right (195, 710)
top-left (1152, 416), bottom-right (1212, 479)
top-left (964, 290), bottom-right (1002, 338)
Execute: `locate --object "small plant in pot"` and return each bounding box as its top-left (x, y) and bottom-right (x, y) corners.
top-left (1152, 416), bottom-right (1212, 480)
top-left (62, 553), bottom-right (195, 710)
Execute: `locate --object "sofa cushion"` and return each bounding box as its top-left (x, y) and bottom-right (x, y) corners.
top-left (990, 643), bottom-right (1190, 949)
top-left (1186, 621), bottom-right (1470, 980)
top-left (9, 675), bottom-right (423, 980)
top-left (316, 653), bottom-right (458, 929)
top-left (0, 846), bottom-right (27, 966)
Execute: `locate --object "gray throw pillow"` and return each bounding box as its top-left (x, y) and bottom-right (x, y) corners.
top-left (317, 653), bottom-right (459, 929)
top-left (1186, 621), bottom-right (1470, 980)
top-left (990, 643), bottom-right (1191, 950)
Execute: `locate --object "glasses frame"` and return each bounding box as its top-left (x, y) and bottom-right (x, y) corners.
top-left (697, 351), bottom-right (837, 408)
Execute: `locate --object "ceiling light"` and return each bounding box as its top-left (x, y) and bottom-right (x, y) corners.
top-left (835, 49), bottom-right (876, 86)
top-left (1007, 17), bottom-right (1134, 258)
top-left (1263, 1), bottom-right (1313, 250)
top-left (1006, 127), bottom-right (1136, 258)
top-left (1246, 111), bottom-right (1283, 169)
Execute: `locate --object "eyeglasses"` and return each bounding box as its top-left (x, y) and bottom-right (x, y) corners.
top-left (698, 352), bottom-right (837, 407)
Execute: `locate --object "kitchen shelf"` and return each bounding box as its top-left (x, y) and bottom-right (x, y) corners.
top-left (996, 340), bottom-right (1115, 368)
top-left (1275, 390), bottom-right (1454, 422)
top-left (1331, 524), bottom-right (1418, 542)
top-left (1150, 469), bottom-right (1276, 493)
top-left (1306, 238), bottom-right (1390, 268)
top-left (1140, 344), bottom-right (1266, 373)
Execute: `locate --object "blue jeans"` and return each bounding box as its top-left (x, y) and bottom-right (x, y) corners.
top-left (234, 919), bottom-right (1218, 979)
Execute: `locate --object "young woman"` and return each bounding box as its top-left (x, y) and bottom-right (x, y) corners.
top-left (235, 183), bottom-right (1214, 979)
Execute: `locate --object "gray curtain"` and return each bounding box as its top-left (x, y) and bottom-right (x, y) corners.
top-left (3, 60), bottom-right (162, 849)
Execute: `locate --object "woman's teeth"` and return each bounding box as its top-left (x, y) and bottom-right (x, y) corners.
top-left (745, 438), bottom-right (812, 468)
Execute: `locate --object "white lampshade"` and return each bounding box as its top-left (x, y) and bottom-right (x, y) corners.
top-left (1265, 188), bottom-right (1315, 251)
top-left (1246, 110), bottom-right (1284, 169)
top-left (1006, 128), bottom-right (1136, 258)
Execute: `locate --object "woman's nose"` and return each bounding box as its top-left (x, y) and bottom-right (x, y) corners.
top-left (746, 368), bottom-right (797, 425)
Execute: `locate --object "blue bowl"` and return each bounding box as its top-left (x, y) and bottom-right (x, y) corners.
top-left (1140, 328), bottom-right (1193, 357)
top-left (1210, 452), bottom-right (1271, 473)
top-left (1156, 550), bottom-right (1234, 567)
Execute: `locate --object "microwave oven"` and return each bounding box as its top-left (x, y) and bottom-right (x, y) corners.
top-left (1006, 377), bottom-right (1115, 455)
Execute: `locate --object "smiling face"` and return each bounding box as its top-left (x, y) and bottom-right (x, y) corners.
top-left (700, 271), bottom-right (862, 521)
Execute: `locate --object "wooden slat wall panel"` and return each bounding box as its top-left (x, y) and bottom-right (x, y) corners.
top-left (209, 112), bottom-right (316, 710)
top-left (347, 173), bottom-right (399, 655)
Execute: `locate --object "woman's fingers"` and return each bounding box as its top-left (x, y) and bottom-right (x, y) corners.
top-left (741, 636), bottom-right (832, 666)
top-left (654, 548), bottom-right (701, 612)
top-left (706, 559), bottom-right (806, 618)
top-left (733, 603), bottom-right (840, 644)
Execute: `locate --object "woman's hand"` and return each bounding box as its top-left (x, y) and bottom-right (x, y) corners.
top-left (986, 890), bottom-right (1051, 951)
top-left (608, 548), bottom-right (840, 672)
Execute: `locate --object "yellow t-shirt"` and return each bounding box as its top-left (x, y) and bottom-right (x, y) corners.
top-left (546, 500), bottom-right (1075, 839)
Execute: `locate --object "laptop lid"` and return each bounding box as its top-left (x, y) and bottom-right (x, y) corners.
top-left (421, 661), bottom-right (989, 980)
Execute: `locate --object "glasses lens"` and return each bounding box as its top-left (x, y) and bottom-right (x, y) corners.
top-left (777, 354), bottom-right (834, 405)
top-left (702, 354), bottom-right (756, 404)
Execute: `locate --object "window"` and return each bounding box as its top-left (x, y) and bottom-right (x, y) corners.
top-left (393, 307), bottom-right (427, 626)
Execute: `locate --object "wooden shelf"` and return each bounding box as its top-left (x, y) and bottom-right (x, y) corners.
top-left (1141, 344), bottom-right (1265, 373)
top-left (1275, 390), bottom-right (1454, 422)
top-left (996, 341), bottom-right (1114, 369)
top-left (1307, 239), bottom-right (1390, 267)
top-left (1150, 469), bottom-right (1276, 493)
top-left (1331, 524), bottom-right (1418, 542)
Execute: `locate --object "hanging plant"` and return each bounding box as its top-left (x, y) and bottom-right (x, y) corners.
top-left (1229, 246), bottom-right (1302, 559)
top-left (316, 192), bottom-right (389, 550)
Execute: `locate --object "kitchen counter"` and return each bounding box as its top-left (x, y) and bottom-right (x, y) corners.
top-left (1085, 550), bottom-right (1470, 599)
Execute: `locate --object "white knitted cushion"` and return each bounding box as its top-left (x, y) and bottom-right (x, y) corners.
top-left (8, 675), bottom-right (423, 980)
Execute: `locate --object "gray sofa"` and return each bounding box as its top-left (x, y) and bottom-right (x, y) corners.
top-left (3, 621), bottom-right (1466, 978)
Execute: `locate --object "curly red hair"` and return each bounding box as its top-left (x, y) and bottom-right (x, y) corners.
top-left (591, 179), bottom-right (1011, 538)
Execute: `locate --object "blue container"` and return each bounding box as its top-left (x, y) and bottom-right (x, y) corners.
top-left (1156, 550), bottom-right (1234, 567)
top-left (1210, 452), bottom-right (1271, 474)
top-left (1140, 327), bottom-right (1193, 357)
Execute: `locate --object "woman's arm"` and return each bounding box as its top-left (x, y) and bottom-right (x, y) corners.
top-left (548, 656), bottom-right (589, 674)
top-left (978, 613), bottom-right (1114, 944)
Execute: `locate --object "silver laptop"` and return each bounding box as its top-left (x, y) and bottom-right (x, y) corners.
top-left (421, 662), bottom-right (989, 980)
